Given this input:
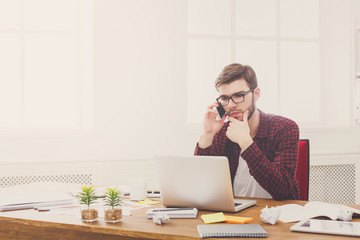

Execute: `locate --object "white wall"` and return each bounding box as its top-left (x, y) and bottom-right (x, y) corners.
top-left (0, 0), bottom-right (190, 163)
top-left (0, 0), bottom-right (359, 165)
top-left (93, 0), bottom-right (190, 159)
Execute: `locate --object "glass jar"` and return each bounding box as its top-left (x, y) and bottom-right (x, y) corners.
top-left (104, 205), bottom-right (122, 223)
top-left (80, 204), bottom-right (98, 222)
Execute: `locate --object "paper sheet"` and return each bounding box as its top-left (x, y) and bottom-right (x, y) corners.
top-left (279, 201), bottom-right (360, 223)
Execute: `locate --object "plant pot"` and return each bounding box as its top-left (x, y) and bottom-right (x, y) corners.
top-left (80, 204), bottom-right (98, 222)
top-left (104, 205), bottom-right (122, 223)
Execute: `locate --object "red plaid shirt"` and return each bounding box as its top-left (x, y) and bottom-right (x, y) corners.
top-left (195, 109), bottom-right (300, 200)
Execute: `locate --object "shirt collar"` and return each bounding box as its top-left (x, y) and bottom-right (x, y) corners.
top-left (254, 109), bottom-right (269, 138)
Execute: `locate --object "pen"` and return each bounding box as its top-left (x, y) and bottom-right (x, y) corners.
top-left (152, 208), bottom-right (194, 212)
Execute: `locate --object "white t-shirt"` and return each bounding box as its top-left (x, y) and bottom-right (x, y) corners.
top-left (233, 154), bottom-right (272, 198)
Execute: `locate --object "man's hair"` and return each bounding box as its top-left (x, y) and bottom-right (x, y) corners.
top-left (215, 63), bottom-right (258, 90)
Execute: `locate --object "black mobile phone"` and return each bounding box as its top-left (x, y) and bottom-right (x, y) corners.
top-left (216, 105), bottom-right (226, 118)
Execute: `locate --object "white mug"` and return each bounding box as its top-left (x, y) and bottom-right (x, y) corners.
top-left (130, 178), bottom-right (147, 201)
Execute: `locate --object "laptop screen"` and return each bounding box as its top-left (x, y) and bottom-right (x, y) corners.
top-left (155, 155), bottom-right (255, 212)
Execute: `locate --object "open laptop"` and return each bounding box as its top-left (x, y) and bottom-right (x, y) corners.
top-left (155, 155), bottom-right (256, 212)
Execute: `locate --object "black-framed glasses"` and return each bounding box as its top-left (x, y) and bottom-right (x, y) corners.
top-left (216, 89), bottom-right (255, 106)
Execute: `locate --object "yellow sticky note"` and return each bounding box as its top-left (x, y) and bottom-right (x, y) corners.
top-left (138, 198), bottom-right (161, 205)
top-left (201, 212), bottom-right (226, 224)
top-left (224, 215), bottom-right (253, 224)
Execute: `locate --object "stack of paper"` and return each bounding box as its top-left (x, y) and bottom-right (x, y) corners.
top-left (0, 199), bottom-right (74, 211)
top-left (0, 182), bottom-right (79, 211)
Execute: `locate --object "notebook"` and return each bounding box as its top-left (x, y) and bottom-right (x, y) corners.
top-left (155, 156), bottom-right (256, 212)
top-left (197, 224), bottom-right (268, 238)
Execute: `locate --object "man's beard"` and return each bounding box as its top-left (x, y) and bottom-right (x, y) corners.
top-left (247, 94), bottom-right (256, 120)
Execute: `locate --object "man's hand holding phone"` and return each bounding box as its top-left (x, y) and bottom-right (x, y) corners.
top-left (198, 102), bottom-right (227, 149)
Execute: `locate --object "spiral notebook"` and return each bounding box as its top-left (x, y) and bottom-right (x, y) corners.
top-left (197, 224), bottom-right (267, 238)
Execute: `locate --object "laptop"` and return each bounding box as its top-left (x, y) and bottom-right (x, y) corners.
top-left (155, 155), bottom-right (256, 212)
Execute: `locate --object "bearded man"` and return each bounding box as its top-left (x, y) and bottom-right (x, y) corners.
top-left (195, 63), bottom-right (300, 200)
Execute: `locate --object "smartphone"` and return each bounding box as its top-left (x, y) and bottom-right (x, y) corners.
top-left (216, 105), bottom-right (226, 118)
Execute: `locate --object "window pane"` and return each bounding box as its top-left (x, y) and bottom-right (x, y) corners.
top-left (188, 0), bottom-right (231, 35)
top-left (188, 39), bottom-right (231, 123)
top-left (280, 0), bottom-right (319, 39)
top-left (280, 42), bottom-right (320, 123)
top-left (0, 0), bottom-right (21, 30)
top-left (24, 34), bottom-right (78, 127)
top-left (0, 34), bottom-right (21, 126)
top-left (24, 0), bottom-right (77, 31)
top-left (235, 0), bottom-right (276, 37)
top-left (235, 40), bottom-right (278, 114)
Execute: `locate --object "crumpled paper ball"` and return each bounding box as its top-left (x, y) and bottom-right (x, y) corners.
top-left (152, 212), bottom-right (171, 225)
top-left (338, 209), bottom-right (353, 221)
top-left (260, 205), bottom-right (281, 225)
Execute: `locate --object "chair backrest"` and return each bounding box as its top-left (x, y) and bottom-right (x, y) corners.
top-left (296, 139), bottom-right (310, 201)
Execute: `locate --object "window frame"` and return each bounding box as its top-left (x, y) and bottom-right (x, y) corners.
top-left (186, 0), bottom-right (355, 132)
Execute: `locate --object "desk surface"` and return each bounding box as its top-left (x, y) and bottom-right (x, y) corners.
top-left (0, 198), bottom-right (359, 240)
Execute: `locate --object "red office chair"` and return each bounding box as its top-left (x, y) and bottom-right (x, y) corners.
top-left (296, 139), bottom-right (310, 201)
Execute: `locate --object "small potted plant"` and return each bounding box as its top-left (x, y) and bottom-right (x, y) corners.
top-left (104, 187), bottom-right (123, 222)
top-left (78, 185), bottom-right (98, 222)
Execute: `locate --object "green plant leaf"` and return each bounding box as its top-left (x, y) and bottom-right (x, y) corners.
top-left (77, 185), bottom-right (97, 207)
top-left (104, 187), bottom-right (123, 207)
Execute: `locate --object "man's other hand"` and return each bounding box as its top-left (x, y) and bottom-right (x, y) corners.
top-left (226, 110), bottom-right (253, 151)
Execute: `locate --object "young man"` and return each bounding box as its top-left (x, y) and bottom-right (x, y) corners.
top-left (194, 63), bottom-right (300, 200)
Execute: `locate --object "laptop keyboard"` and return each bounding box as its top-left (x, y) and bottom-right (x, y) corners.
top-left (235, 203), bottom-right (243, 207)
